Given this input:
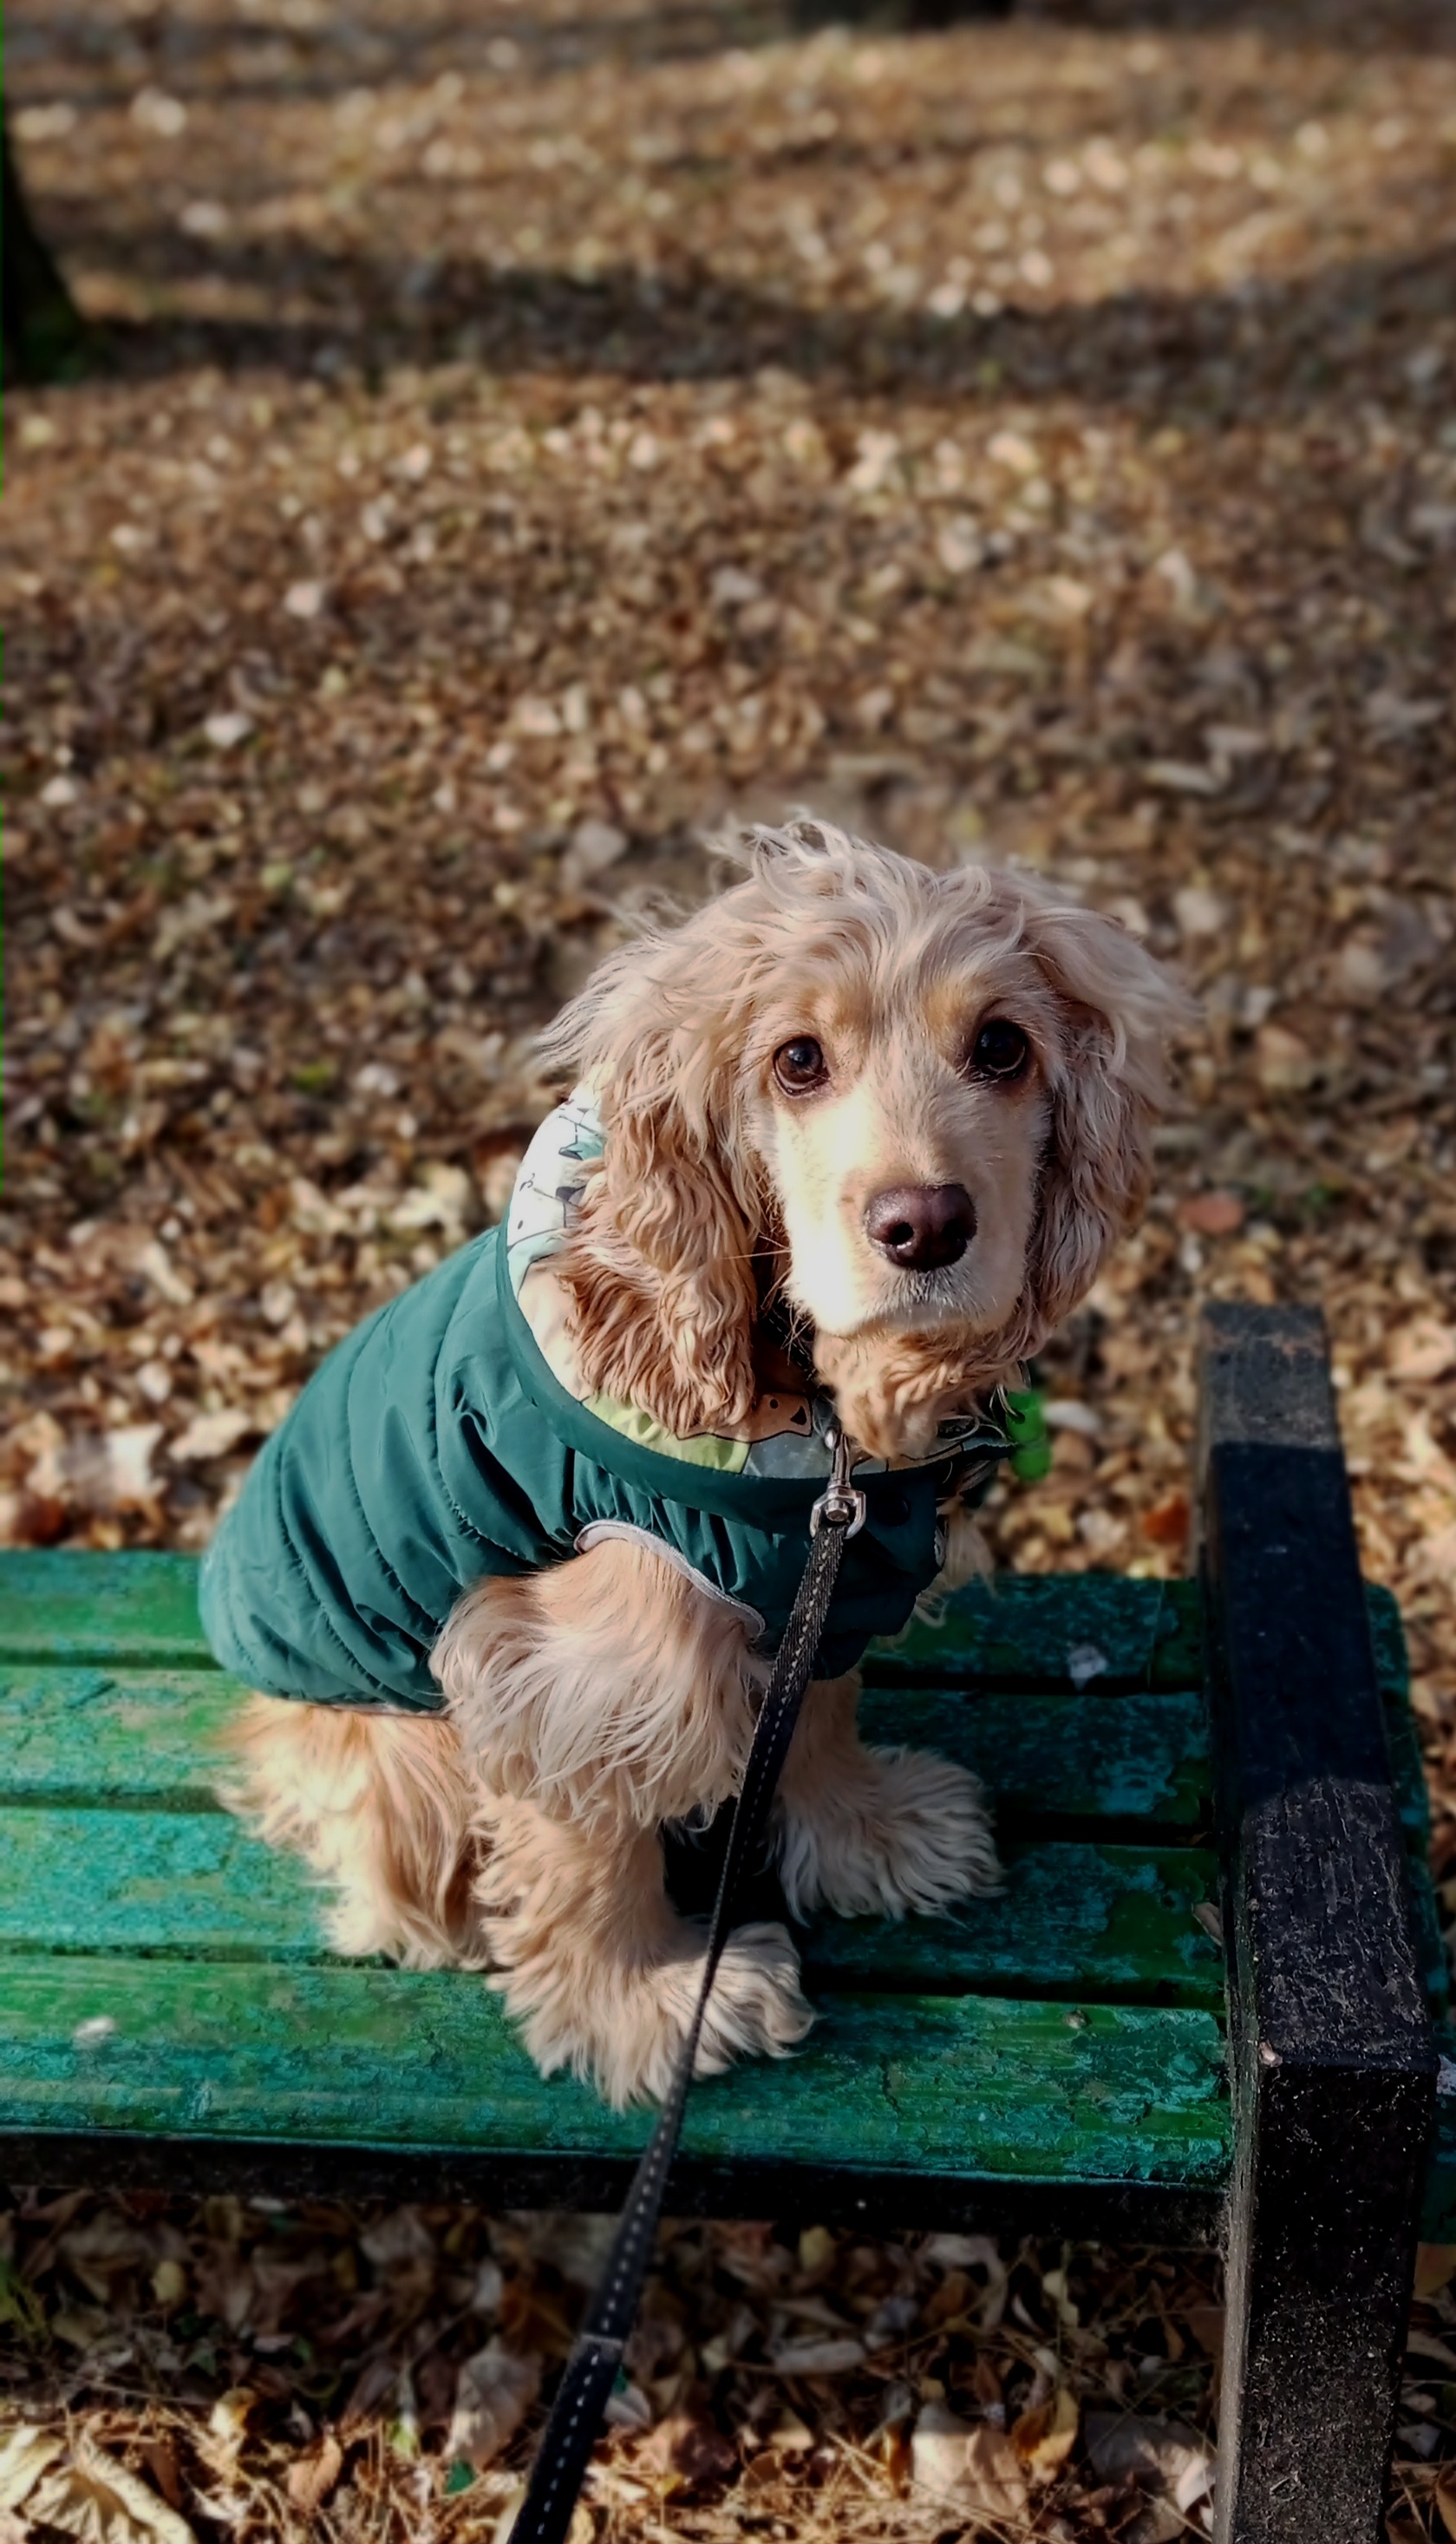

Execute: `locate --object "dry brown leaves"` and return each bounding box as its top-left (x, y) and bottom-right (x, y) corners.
top-left (1, 2194), bottom-right (1232, 2541)
top-left (3, 0), bottom-right (1455, 2528)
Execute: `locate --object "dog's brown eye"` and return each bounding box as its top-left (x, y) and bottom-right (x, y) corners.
top-left (969, 1019), bottom-right (1030, 1082)
top-left (774, 1037), bottom-right (828, 1094)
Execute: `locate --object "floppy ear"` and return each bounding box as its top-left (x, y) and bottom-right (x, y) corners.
top-left (543, 949), bottom-right (760, 1442)
top-left (1019, 905), bottom-right (1191, 1346)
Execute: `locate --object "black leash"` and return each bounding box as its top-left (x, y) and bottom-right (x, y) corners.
top-left (509, 1432), bottom-right (866, 2544)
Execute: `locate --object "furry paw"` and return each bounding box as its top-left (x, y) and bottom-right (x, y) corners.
top-left (499, 1919), bottom-right (813, 2109)
top-left (693, 1921), bottom-right (815, 2081)
top-left (775, 1749), bottom-right (1000, 1920)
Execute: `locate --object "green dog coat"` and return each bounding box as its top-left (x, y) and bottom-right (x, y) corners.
top-left (200, 1094), bottom-right (1013, 1711)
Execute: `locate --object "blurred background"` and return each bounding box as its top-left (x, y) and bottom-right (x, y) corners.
top-left (3, 0), bottom-right (1454, 2532)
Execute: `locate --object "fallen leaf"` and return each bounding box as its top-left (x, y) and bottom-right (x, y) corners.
top-left (767, 2334), bottom-right (865, 2375)
top-left (284, 2433), bottom-right (343, 2515)
top-left (206, 2393), bottom-right (257, 2447)
top-left (963, 2423), bottom-right (1031, 2515)
top-left (134, 2446), bottom-right (180, 2515)
top-left (559, 819), bottom-right (628, 892)
top-left (1142, 1493), bottom-right (1190, 1547)
top-left (167, 1409), bottom-right (253, 1464)
top-left (0, 2425), bottom-right (65, 2511)
top-left (1406, 2326), bottom-right (1456, 2371)
top-left (797, 2224), bottom-right (836, 2277)
top-left (447, 2342), bottom-right (542, 2469)
top-left (1414, 2244), bottom-right (1456, 2299)
top-left (764, 2410), bottom-right (814, 2454)
top-left (1013, 2383), bottom-right (1079, 2477)
top-left (29, 2448), bottom-right (198, 2544)
top-left (640, 2412), bottom-right (738, 2488)
top-left (1085, 2413), bottom-right (1214, 2510)
top-left (1179, 1190), bottom-right (1245, 1236)
top-left (1254, 1024), bottom-right (1321, 1093)
top-left (910, 2404), bottom-right (1029, 2515)
top-left (910, 2400), bottom-right (976, 2498)
top-left (28, 1426), bottom-right (162, 1515)
top-left (1389, 1321), bottom-right (1456, 1383)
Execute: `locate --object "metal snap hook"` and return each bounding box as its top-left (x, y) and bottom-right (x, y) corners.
top-left (810, 1425), bottom-right (866, 1538)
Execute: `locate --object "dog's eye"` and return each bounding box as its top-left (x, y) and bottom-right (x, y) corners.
top-left (969, 1019), bottom-right (1030, 1082)
top-left (773, 1037), bottom-right (828, 1094)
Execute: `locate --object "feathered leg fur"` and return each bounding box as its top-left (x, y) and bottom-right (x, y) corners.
top-left (773, 1673), bottom-right (1000, 1918)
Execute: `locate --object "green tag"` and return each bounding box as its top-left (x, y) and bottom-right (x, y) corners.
top-left (1003, 1387), bottom-right (1051, 1483)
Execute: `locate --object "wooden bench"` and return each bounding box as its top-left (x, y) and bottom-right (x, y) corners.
top-left (1, 1303), bottom-right (1450, 2539)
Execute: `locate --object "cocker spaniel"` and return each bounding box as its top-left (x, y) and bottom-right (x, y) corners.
top-left (209, 822), bottom-right (1184, 2106)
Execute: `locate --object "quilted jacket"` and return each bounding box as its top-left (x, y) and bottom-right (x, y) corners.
top-left (200, 1095), bottom-right (1013, 1710)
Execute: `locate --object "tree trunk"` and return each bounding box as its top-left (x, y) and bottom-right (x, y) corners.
top-left (3, 112), bottom-right (88, 381)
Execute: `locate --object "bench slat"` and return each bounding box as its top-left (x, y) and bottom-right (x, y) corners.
top-left (867, 1574), bottom-right (1203, 1691)
top-left (2, 1663), bottom-right (1423, 1851)
top-left (0, 1551), bottom-right (217, 1668)
top-left (0, 1666), bottom-right (1211, 1836)
top-left (0, 1668), bottom-right (237, 1812)
top-left (800, 1842), bottom-right (1220, 2006)
top-left (0, 1805), bottom-right (1223, 2009)
top-left (0, 1551), bottom-right (1205, 1691)
top-left (859, 1688), bottom-right (1209, 1835)
top-left (0, 1952), bottom-right (1231, 2199)
top-left (0, 1552), bottom-right (1404, 1700)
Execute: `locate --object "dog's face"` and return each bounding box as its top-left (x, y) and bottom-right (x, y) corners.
top-left (745, 940), bottom-right (1058, 1349)
top-left (549, 825), bottom-right (1188, 1461)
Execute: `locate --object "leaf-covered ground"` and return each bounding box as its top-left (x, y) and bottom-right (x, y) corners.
top-left (3, 0), bottom-right (1455, 2531)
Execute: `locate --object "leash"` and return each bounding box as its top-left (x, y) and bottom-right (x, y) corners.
top-left (508, 1429), bottom-right (867, 2544)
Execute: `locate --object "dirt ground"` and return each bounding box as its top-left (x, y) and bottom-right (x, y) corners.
top-left (3, 0), bottom-right (1455, 2531)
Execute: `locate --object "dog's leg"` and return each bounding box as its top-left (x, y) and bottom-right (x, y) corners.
top-left (772, 1673), bottom-right (1000, 1919)
top-left (220, 1695), bottom-right (486, 1967)
top-left (476, 1793), bottom-right (810, 2108)
top-left (432, 1537), bottom-right (813, 2104)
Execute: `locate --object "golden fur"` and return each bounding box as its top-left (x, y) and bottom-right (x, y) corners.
top-left (227, 823), bottom-right (1187, 2105)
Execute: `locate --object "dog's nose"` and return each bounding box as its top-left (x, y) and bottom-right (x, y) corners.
top-left (865, 1182), bottom-right (976, 1271)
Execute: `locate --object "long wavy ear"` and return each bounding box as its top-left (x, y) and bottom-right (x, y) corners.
top-left (1017, 902), bottom-right (1192, 1347)
top-left (540, 931), bottom-right (760, 1441)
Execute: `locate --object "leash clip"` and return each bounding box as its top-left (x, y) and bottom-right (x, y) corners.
top-left (810, 1425), bottom-right (866, 1539)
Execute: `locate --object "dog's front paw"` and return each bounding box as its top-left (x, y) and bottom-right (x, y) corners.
top-left (693, 1920), bottom-right (814, 2080)
top-left (499, 1918), bottom-right (813, 2108)
top-left (777, 1749), bottom-right (1000, 1920)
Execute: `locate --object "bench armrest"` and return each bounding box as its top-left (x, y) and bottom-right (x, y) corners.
top-left (1199, 1302), bottom-right (1434, 2543)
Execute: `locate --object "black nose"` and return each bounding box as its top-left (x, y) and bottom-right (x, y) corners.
top-left (865, 1182), bottom-right (976, 1271)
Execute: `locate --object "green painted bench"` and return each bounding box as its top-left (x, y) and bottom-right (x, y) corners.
top-left (0, 1305), bottom-right (1449, 2542)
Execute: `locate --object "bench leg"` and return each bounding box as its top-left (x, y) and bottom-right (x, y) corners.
top-left (1199, 1305), bottom-right (1434, 2542)
top-left (1217, 2011), bottom-right (1431, 2538)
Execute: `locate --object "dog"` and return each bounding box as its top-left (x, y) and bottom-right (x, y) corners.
top-left (209, 821), bottom-right (1184, 2107)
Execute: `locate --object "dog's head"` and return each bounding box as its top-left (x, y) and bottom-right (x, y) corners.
top-left (545, 822), bottom-right (1189, 1461)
